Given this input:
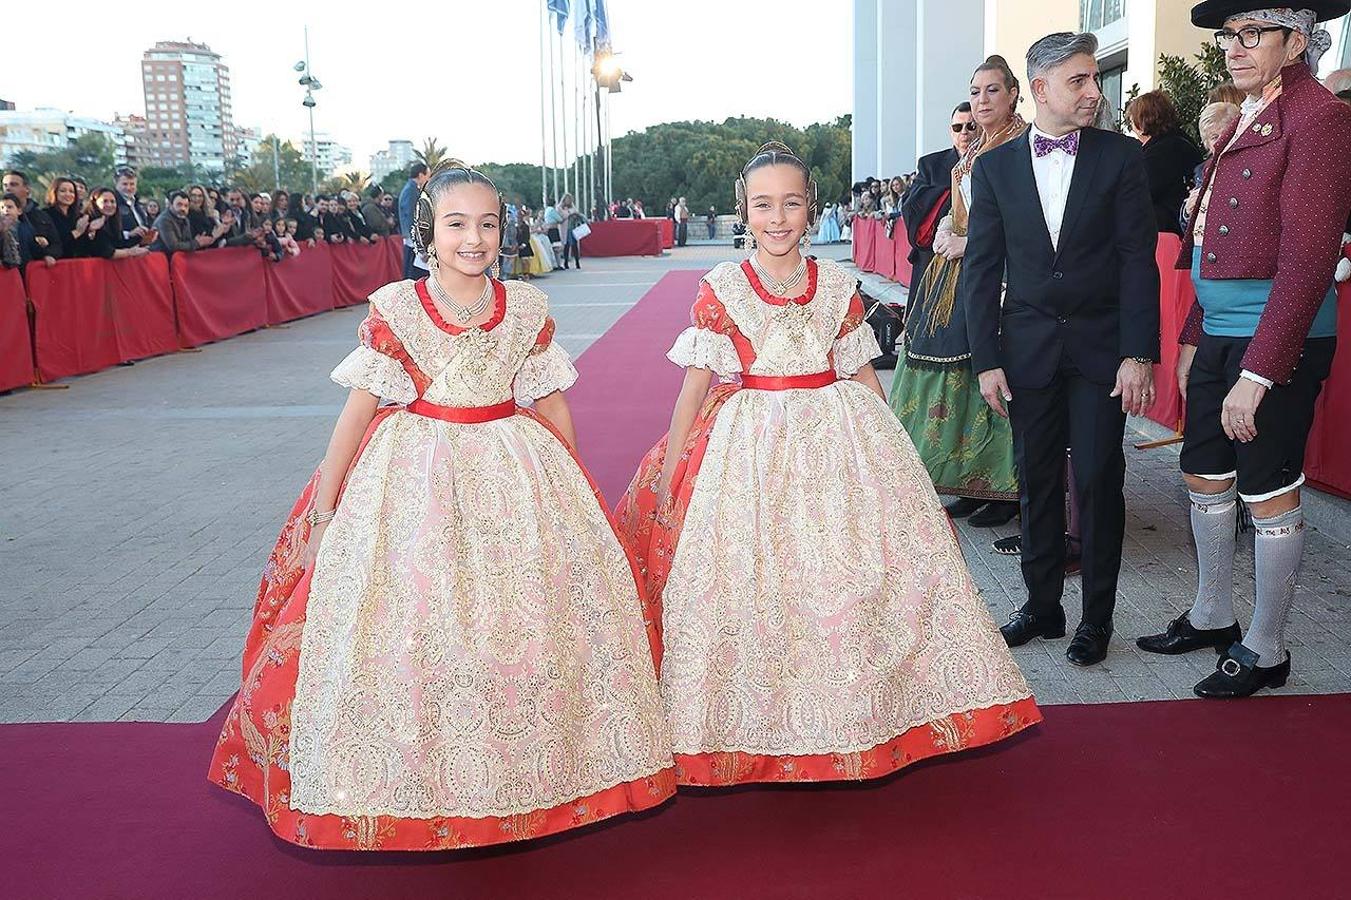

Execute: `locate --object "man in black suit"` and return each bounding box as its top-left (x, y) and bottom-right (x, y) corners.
top-left (902, 102), bottom-right (974, 282)
top-left (964, 31), bottom-right (1160, 667)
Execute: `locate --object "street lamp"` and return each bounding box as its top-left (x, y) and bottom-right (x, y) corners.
top-left (295, 26), bottom-right (321, 193)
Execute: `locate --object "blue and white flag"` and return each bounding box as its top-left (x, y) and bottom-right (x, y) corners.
top-left (547, 0), bottom-right (569, 34)
top-left (593, 0), bottom-right (611, 50)
top-left (573, 0), bottom-right (594, 53)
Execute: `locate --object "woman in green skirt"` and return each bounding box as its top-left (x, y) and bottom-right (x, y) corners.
top-left (890, 54), bottom-right (1024, 528)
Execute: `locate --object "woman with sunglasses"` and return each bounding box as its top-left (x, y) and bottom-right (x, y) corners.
top-left (889, 57), bottom-right (1025, 529)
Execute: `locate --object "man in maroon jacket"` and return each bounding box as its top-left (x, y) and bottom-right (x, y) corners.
top-left (1137, 1), bottom-right (1351, 698)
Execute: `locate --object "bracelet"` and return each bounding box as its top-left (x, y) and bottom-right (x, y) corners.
top-left (306, 507), bottom-right (336, 526)
top-left (1130, 356), bottom-right (1153, 365)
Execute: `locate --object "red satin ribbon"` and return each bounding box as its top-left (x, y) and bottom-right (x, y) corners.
top-left (740, 371), bottom-right (838, 391)
top-left (406, 398), bottom-right (517, 423)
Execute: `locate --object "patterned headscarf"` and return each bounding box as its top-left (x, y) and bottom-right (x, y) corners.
top-left (1228, 8), bottom-right (1333, 70)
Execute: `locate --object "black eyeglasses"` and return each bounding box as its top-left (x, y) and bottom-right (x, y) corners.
top-left (1213, 25), bottom-right (1286, 50)
top-left (951, 122), bottom-right (979, 133)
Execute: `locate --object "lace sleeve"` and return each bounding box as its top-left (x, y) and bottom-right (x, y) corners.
top-left (328, 308), bottom-right (418, 402)
top-left (515, 317), bottom-right (579, 403)
top-left (666, 327), bottom-right (742, 377)
top-left (832, 295), bottom-right (881, 377)
top-left (667, 283), bottom-right (742, 376)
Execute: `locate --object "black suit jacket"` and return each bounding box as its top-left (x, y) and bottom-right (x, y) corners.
top-left (964, 127), bottom-right (1160, 388)
top-left (901, 147), bottom-right (958, 267)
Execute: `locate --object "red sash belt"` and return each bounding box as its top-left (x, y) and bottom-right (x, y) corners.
top-left (740, 371), bottom-right (838, 391)
top-left (406, 398), bottom-right (517, 423)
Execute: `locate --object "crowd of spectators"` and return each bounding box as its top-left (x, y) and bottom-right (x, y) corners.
top-left (0, 165), bottom-right (402, 271)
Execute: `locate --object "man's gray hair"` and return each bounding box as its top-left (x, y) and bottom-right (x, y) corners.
top-left (1026, 32), bottom-right (1100, 83)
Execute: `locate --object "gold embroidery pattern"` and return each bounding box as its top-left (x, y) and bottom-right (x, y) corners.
top-left (659, 260), bottom-right (1033, 757)
top-left (288, 282), bottom-right (671, 820)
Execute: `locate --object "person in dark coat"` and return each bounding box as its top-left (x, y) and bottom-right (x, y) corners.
top-left (902, 102), bottom-right (975, 283)
top-left (1128, 90), bottom-right (1206, 236)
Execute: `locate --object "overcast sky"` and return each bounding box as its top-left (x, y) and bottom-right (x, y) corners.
top-left (5, 1), bottom-right (852, 169)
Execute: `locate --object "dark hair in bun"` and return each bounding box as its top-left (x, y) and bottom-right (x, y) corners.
top-left (734, 141), bottom-right (818, 225)
top-left (410, 158), bottom-right (507, 264)
top-left (974, 54), bottom-right (1020, 94)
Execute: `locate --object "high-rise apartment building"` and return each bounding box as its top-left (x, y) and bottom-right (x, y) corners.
top-left (140, 40), bottom-right (236, 172)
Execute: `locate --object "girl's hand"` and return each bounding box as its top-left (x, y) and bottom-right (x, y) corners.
top-left (302, 520), bottom-right (329, 569)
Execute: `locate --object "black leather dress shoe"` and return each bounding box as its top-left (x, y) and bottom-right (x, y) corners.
top-left (1000, 608), bottom-right (1067, 647)
top-left (1066, 623), bottom-right (1112, 667)
top-left (1137, 612), bottom-right (1242, 656)
top-left (969, 501), bottom-right (1020, 528)
top-left (944, 497), bottom-right (986, 518)
top-left (1194, 644), bottom-right (1290, 699)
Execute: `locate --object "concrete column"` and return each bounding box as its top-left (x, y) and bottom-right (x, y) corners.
top-left (853, 0), bottom-right (880, 181)
top-left (875, 0), bottom-right (918, 177)
top-left (916, 0), bottom-right (987, 159)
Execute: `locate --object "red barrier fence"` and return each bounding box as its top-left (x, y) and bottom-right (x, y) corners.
top-left (0, 268), bottom-right (32, 392)
top-left (657, 218), bottom-right (674, 249)
top-left (853, 224), bottom-right (1351, 497)
top-left (581, 220), bottom-right (665, 257)
top-left (849, 218), bottom-right (914, 289)
top-left (3, 236), bottom-right (404, 389)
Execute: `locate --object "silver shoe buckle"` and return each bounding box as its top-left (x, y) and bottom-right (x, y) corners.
top-left (1220, 658), bottom-right (1244, 678)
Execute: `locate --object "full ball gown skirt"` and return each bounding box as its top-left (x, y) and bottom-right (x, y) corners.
top-left (209, 277), bottom-right (675, 850)
top-left (617, 257), bottom-right (1039, 786)
top-left (889, 249), bottom-right (1018, 501)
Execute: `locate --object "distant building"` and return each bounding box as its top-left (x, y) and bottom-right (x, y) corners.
top-left (114, 114), bottom-right (153, 169)
top-left (234, 125), bottom-right (263, 167)
top-left (0, 108), bottom-right (129, 167)
top-left (370, 139), bottom-right (415, 182)
top-left (298, 131), bottom-right (352, 178)
top-left (140, 39), bottom-right (236, 172)
top-left (0, 99), bottom-right (15, 111)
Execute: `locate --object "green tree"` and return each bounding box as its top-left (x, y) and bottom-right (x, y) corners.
top-left (9, 132), bottom-right (119, 196)
top-left (415, 137), bottom-right (448, 170)
top-left (1125, 43), bottom-right (1229, 144)
top-left (231, 136), bottom-right (315, 194)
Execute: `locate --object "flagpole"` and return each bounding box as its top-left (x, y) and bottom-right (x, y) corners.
top-left (574, 43), bottom-right (583, 213)
top-left (539, 1), bottom-right (549, 209)
top-left (549, 23), bottom-right (561, 201)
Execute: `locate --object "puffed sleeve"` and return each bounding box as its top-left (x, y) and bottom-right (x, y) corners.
top-left (329, 308), bottom-right (419, 403)
top-left (666, 283), bottom-right (742, 377)
top-left (832, 292), bottom-right (882, 378)
top-left (515, 316), bottom-right (579, 403)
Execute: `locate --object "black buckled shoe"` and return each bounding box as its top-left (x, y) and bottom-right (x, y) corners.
top-left (1137, 612), bottom-right (1242, 656)
top-left (969, 501), bottom-right (1020, 528)
top-left (1066, 623), bottom-right (1112, 667)
top-left (1194, 644), bottom-right (1290, 699)
top-left (1000, 608), bottom-right (1067, 647)
top-left (944, 497), bottom-right (987, 518)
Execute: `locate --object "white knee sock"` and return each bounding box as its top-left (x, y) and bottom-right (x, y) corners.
top-left (1242, 505), bottom-right (1304, 667)
top-left (1188, 486), bottom-right (1238, 630)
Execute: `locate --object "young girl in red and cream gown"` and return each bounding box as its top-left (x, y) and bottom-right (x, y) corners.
top-left (619, 142), bottom-right (1040, 787)
top-left (209, 161), bottom-right (674, 850)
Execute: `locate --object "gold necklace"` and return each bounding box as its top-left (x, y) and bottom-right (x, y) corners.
top-left (429, 274), bottom-right (493, 324)
top-left (750, 253), bottom-right (807, 296)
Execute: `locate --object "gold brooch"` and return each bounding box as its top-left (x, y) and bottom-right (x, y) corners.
top-left (1251, 123), bottom-right (1262, 133)
top-left (1261, 124), bottom-right (1272, 136)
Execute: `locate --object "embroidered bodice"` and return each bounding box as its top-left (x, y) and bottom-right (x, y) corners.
top-left (667, 257), bottom-right (879, 379)
top-left (330, 278), bottom-right (577, 407)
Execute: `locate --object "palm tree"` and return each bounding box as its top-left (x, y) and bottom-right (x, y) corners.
top-left (415, 137), bottom-right (447, 170)
top-left (337, 170), bottom-right (372, 195)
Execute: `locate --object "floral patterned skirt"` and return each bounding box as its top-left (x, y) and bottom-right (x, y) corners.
top-left (617, 381), bottom-right (1039, 787)
top-left (889, 354), bottom-right (1019, 501)
top-left (209, 407), bottom-right (675, 850)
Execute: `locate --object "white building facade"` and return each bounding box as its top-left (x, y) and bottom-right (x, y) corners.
top-left (370, 139), bottom-right (415, 182)
top-left (853, 0), bottom-right (1351, 181)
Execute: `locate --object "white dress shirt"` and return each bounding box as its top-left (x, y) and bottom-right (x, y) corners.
top-left (1028, 124), bottom-right (1078, 251)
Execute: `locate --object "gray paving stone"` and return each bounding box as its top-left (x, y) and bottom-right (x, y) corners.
top-left (3, 246), bottom-right (1348, 722)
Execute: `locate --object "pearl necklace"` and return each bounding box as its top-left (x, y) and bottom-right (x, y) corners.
top-left (750, 253), bottom-right (807, 296)
top-left (429, 274), bottom-right (493, 325)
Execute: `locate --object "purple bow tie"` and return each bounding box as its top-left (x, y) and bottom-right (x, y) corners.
top-left (1033, 131), bottom-right (1079, 157)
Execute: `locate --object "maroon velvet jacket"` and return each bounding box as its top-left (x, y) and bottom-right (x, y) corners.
top-left (1178, 63), bottom-right (1351, 384)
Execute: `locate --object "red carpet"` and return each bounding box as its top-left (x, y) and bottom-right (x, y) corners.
top-left (4, 272), bottom-right (1350, 898)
